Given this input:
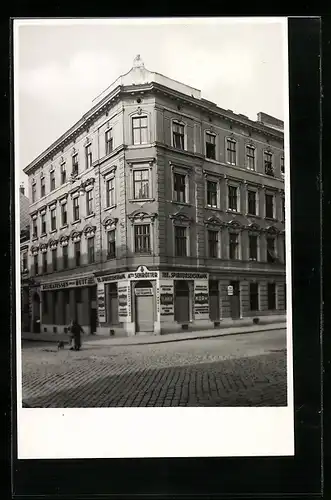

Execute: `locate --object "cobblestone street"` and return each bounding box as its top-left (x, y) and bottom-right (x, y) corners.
top-left (21, 329), bottom-right (287, 407)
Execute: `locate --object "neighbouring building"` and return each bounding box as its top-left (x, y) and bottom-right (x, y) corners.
top-left (20, 184), bottom-right (31, 332)
top-left (22, 55), bottom-right (286, 337)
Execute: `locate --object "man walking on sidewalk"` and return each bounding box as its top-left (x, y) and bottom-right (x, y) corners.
top-left (69, 319), bottom-right (84, 351)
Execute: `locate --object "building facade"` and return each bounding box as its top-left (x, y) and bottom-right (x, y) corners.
top-left (23, 55), bottom-right (286, 337)
top-left (20, 186), bottom-right (32, 332)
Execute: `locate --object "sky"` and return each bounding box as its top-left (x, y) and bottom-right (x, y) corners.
top-left (15, 18), bottom-right (287, 189)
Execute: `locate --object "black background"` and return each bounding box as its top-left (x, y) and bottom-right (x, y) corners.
top-left (5, 15), bottom-right (327, 499)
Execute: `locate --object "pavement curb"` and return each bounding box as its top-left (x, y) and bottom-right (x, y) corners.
top-left (85, 324), bottom-right (286, 348)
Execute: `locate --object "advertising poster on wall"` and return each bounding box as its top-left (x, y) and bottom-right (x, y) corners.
top-left (118, 281), bottom-right (131, 322)
top-left (97, 283), bottom-right (106, 323)
top-left (159, 282), bottom-right (174, 317)
top-left (194, 280), bottom-right (209, 320)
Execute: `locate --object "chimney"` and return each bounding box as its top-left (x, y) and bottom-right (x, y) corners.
top-left (20, 183), bottom-right (25, 195)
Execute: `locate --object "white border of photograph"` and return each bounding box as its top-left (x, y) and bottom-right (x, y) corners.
top-left (14, 16), bottom-right (294, 459)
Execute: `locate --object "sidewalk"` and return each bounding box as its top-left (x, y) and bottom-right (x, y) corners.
top-left (22, 322), bottom-right (286, 347)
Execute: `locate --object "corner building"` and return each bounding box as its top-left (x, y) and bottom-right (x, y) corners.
top-left (24, 55), bottom-right (286, 337)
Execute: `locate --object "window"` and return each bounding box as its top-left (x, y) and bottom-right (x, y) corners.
top-left (60, 162), bottom-right (66, 185)
top-left (206, 180), bottom-right (218, 208)
top-left (175, 226), bottom-right (187, 257)
top-left (250, 283), bottom-right (259, 311)
top-left (133, 170), bottom-right (149, 199)
top-left (107, 230), bottom-right (116, 259)
top-left (134, 225), bottom-right (150, 254)
top-left (206, 132), bottom-right (216, 159)
top-left (264, 151), bottom-right (274, 176)
top-left (40, 176), bottom-right (45, 197)
top-left (50, 208), bottom-right (56, 231)
top-left (247, 190), bottom-right (257, 215)
top-left (52, 248), bottom-right (57, 271)
top-left (173, 172), bottom-right (186, 203)
top-left (249, 234), bottom-right (258, 260)
top-left (32, 219), bottom-right (38, 238)
top-left (280, 157), bottom-right (285, 175)
top-left (86, 190), bottom-right (93, 216)
top-left (85, 143), bottom-right (93, 168)
top-left (62, 245), bottom-right (68, 269)
top-left (87, 237), bottom-right (95, 264)
top-left (32, 183), bottom-right (36, 203)
top-left (106, 177), bottom-right (115, 207)
top-left (41, 213), bottom-right (46, 234)
top-left (72, 154), bottom-right (79, 176)
top-left (132, 117), bottom-right (148, 145)
top-left (74, 241), bottom-right (81, 267)
top-left (208, 230), bottom-right (218, 258)
top-left (34, 255), bottom-right (38, 275)
top-left (265, 193), bottom-right (274, 219)
top-left (42, 252), bottom-right (47, 274)
top-left (228, 185), bottom-right (238, 211)
top-left (226, 138), bottom-right (236, 165)
top-left (246, 146), bottom-right (256, 170)
top-left (173, 122), bottom-right (185, 150)
top-left (73, 197), bottom-right (80, 221)
top-left (267, 283), bottom-right (276, 310)
top-left (229, 232), bottom-right (239, 260)
top-left (267, 237), bottom-right (277, 263)
top-left (105, 129), bottom-right (113, 154)
top-left (22, 252), bottom-right (28, 272)
top-left (50, 170), bottom-right (55, 191)
top-left (61, 203), bottom-right (67, 226)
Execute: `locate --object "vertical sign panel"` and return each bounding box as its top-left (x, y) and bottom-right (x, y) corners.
top-left (159, 281), bottom-right (174, 320)
top-left (118, 281), bottom-right (131, 322)
top-left (97, 283), bottom-right (106, 323)
top-left (194, 280), bottom-right (209, 320)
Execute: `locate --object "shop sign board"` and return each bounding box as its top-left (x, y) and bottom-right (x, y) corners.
top-left (97, 283), bottom-right (106, 323)
top-left (194, 280), bottom-right (209, 319)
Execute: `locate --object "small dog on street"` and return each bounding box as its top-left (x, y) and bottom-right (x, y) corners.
top-left (57, 341), bottom-right (65, 350)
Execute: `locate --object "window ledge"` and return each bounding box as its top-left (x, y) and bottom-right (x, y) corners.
top-left (50, 229), bottom-right (57, 234)
top-left (205, 157), bottom-right (218, 163)
top-left (32, 236), bottom-right (38, 242)
top-left (134, 252), bottom-right (152, 256)
top-left (85, 213), bottom-right (95, 220)
top-left (226, 209), bottom-right (241, 215)
top-left (265, 217), bottom-right (277, 222)
top-left (129, 198), bottom-right (155, 203)
top-left (71, 219), bottom-right (81, 226)
top-left (246, 213), bottom-right (261, 218)
top-left (171, 201), bottom-right (191, 207)
top-left (205, 205), bottom-right (221, 211)
top-left (60, 224), bottom-right (68, 230)
top-left (40, 232), bottom-right (47, 238)
top-left (104, 205), bottom-right (117, 212)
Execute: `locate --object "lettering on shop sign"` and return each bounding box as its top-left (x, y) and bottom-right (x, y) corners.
top-left (41, 277), bottom-right (94, 290)
top-left (96, 273), bottom-right (126, 283)
top-left (135, 288), bottom-right (153, 296)
top-left (96, 266), bottom-right (159, 283)
top-left (156, 287), bottom-right (160, 314)
top-left (160, 283), bottom-right (174, 316)
top-left (161, 272), bottom-right (208, 280)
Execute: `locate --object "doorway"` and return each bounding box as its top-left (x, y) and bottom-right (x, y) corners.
top-left (209, 280), bottom-right (220, 321)
top-left (135, 281), bottom-right (154, 333)
top-left (174, 280), bottom-right (190, 323)
top-left (32, 292), bottom-right (40, 333)
top-left (229, 280), bottom-right (241, 319)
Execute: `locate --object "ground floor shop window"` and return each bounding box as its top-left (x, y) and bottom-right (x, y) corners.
top-left (249, 282), bottom-right (259, 311)
top-left (209, 280), bottom-right (220, 321)
top-left (267, 283), bottom-right (276, 310)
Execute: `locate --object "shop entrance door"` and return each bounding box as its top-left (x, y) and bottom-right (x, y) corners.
top-left (135, 281), bottom-right (154, 333)
top-left (230, 281), bottom-right (240, 319)
top-left (32, 292), bottom-right (40, 333)
top-left (174, 280), bottom-right (190, 323)
top-left (209, 280), bottom-right (220, 321)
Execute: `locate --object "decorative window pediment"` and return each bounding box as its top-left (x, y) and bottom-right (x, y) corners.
top-left (169, 212), bottom-right (193, 226)
top-left (102, 216), bottom-right (118, 231)
top-left (227, 219), bottom-right (243, 230)
top-left (59, 235), bottom-right (69, 247)
top-left (128, 211), bottom-right (157, 223)
top-left (59, 194), bottom-right (68, 204)
top-left (30, 245), bottom-right (39, 255)
top-left (49, 238), bottom-right (59, 249)
top-left (40, 243), bottom-right (48, 253)
top-left (70, 230), bottom-right (82, 242)
top-left (266, 225), bottom-right (279, 235)
top-left (83, 225), bottom-right (96, 238)
top-left (204, 216), bottom-right (223, 227)
top-left (247, 222), bottom-right (261, 232)
top-left (39, 205), bottom-right (47, 215)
